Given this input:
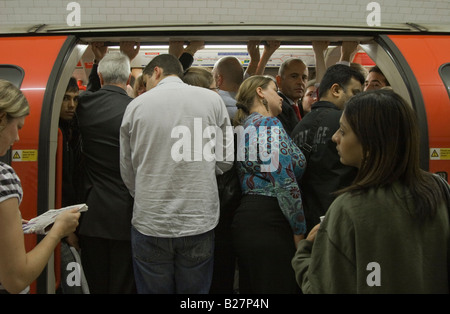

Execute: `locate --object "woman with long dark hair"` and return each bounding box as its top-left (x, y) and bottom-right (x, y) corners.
top-left (292, 89), bottom-right (450, 293)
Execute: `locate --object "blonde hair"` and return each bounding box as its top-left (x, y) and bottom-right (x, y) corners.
top-left (182, 67), bottom-right (214, 88)
top-left (0, 79), bottom-right (30, 119)
top-left (233, 75), bottom-right (276, 126)
top-left (133, 74), bottom-right (146, 97)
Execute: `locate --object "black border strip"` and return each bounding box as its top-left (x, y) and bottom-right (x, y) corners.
top-left (377, 34), bottom-right (429, 171)
top-left (36, 35), bottom-right (78, 294)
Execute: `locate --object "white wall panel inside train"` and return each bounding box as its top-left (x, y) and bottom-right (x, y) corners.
top-left (128, 46), bottom-right (319, 68)
top-left (0, 0), bottom-right (449, 26)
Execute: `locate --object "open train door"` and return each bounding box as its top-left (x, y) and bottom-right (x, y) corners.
top-left (362, 34), bottom-right (450, 182)
top-left (0, 35), bottom-right (86, 293)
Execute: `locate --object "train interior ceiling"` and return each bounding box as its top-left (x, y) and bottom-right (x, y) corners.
top-left (66, 29), bottom-right (409, 105)
top-left (74, 38), bottom-right (375, 85)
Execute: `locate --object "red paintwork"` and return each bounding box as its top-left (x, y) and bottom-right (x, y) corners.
top-left (387, 35), bottom-right (450, 181)
top-left (0, 36), bottom-right (68, 293)
top-left (1, 33), bottom-right (449, 294)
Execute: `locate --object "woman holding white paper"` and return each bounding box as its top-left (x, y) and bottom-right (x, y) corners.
top-left (0, 79), bottom-right (80, 294)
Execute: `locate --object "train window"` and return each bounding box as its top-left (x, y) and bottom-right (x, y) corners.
top-left (0, 65), bottom-right (25, 165)
top-left (439, 63), bottom-right (450, 99)
top-left (0, 64), bottom-right (25, 88)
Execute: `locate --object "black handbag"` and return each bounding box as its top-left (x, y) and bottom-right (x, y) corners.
top-left (217, 133), bottom-right (242, 212)
top-left (217, 161), bottom-right (242, 212)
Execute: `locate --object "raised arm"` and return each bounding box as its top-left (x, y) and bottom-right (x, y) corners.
top-left (120, 41), bottom-right (140, 61)
top-left (339, 41), bottom-right (359, 63)
top-left (244, 40), bottom-right (261, 77)
top-left (256, 40), bottom-right (281, 75)
top-left (87, 42), bottom-right (108, 92)
top-left (312, 41), bottom-right (329, 84)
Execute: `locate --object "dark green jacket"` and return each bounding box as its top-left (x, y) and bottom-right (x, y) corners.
top-left (292, 181), bottom-right (450, 293)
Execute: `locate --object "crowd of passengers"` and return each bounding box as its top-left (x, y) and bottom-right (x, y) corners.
top-left (0, 40), bottom-right (448, 294)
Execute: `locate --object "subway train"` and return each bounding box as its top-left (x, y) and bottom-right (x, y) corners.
top-left (0, 23), bottom-right (449, 293)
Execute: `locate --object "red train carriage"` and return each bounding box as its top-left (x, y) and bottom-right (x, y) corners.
top-left (0, 23), bottom-right (449, 293)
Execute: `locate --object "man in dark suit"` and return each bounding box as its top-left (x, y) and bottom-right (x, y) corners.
top-left (275, 58), bottom-right (309, 136)
top-left (76, 42), bottom-right (139, 294)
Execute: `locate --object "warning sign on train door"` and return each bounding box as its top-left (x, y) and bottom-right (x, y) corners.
top-left (11, 150), bottom-right (38, 162)
top-left (430, 148), bottom-right (450, 160)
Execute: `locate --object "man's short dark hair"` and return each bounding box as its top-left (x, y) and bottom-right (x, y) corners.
top-left (66, 77), bottom-right (79, 93)
top-left (143, 54), bottom-right (184, 78)
top-left (318, 64), bottom-right (365, 99)
top-left (369, 65), bottom-right (390, 86)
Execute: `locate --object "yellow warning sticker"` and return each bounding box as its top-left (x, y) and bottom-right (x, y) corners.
top-left (11, 150), bottom-right (38, 162)
top-left (430, 148), bottom-right (450, 160)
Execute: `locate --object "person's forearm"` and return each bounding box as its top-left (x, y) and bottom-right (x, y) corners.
top-left (4, 230), bottom-right (61, 294)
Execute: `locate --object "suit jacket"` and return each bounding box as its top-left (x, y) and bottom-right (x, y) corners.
top-left (77, 85), bottom-right (134, 240)
top-left (276, 92), bottom-right (300, 136)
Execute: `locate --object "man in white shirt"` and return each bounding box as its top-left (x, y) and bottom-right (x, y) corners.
top-left (120, 54), bottom-right (233, 294)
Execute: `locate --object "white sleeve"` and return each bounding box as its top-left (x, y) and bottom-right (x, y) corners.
top-left (215, 97), bottom-right (234, 173)
top-left (119, 107), bottom-right (135, 198)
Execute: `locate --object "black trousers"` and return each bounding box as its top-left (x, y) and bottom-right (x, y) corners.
top-left (210, 203), bottom-right (236, 294)
top-left (79, 235), bottom-right (136, 294)
top-left (231, 195), bottom-right (300, 294)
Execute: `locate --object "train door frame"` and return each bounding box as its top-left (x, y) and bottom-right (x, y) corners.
top-left (37, 36), bottom-right (87, 293)
top-left (360, 36), bottom-right (429, 171)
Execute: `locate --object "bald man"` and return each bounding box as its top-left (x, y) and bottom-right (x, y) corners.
top-left (276, 58), bottom-right (309, 135)
top-left (212, 56), bottom-right (244, 120)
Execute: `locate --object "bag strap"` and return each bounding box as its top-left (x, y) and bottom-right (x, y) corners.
top-left (300, 108), bottom-right (332, 161)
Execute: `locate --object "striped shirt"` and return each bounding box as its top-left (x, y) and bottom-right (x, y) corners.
top-left (0, 162), bottom-right (27, 293)
top-left (0, 162), bottom-right (23, 204)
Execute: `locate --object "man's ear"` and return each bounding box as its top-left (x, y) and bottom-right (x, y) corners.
top-left (275, 75), bottom-right (282, 88)
top-left (98, 73), bottom-right (105, 86)
top-left (330, 83), bottom-right (342, 98)
top-left (154, 66), bottom-right (163, 80)
top-left (216, 74), bottom-right (224, 88)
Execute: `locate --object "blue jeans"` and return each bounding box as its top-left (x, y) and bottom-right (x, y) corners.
top-left (131, 227), bottom-right (214, 294)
